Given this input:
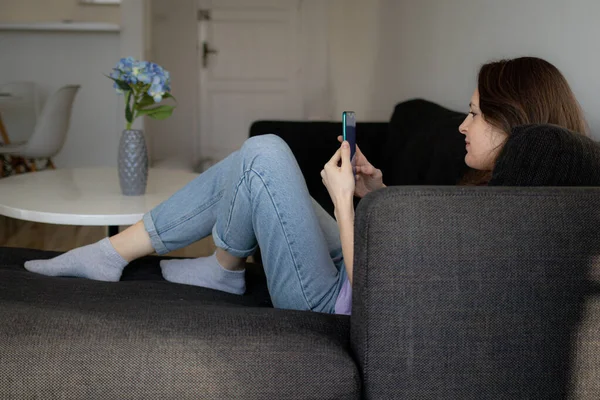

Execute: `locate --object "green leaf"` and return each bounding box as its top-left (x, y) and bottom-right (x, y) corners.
top-left (163, 92), bottom-right (178, 103)
top-left (135, 94), bottom-right (156, 110)
top-left (105, 74), bottom-right (131, 92)
top-left (137, 105), bottom-right (175, 120)
top-left (125, 91), bottom-right (133, 123)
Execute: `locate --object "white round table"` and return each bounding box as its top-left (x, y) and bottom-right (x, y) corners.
top-left (0, 167), bottom-right (199, 235)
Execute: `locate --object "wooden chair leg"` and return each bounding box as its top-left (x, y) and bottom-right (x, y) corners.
top-left (1, 216), bottom-right (16, 241)
top-left (22, 159), bottom-right (32, 173)
top-left (8, 217), bottom-right (17, 238)
top-left (0, 216), bottom-right (6, 243)
top-left (0, 114), bottom-right (10, 145)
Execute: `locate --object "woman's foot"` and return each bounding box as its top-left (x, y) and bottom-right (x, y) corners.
top-left (24, 238), bottom-right (128, 281)
top-left (23, 220), bottom-right (155, 282)
top-left (160, 251), bottom-right (246, 294)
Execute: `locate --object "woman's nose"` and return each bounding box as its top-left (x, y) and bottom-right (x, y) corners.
top-left (459, 120), bottom-right (468, 135)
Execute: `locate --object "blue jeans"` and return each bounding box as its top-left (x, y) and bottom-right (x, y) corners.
top-left (142, 134), bottom-right (348, 314)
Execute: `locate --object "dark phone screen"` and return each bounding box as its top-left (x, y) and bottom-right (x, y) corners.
top-left (343, 111), bottom-right (356, 171)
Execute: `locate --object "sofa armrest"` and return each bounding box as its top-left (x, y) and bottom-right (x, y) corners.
top-left (350, 186), bottom-right (600, 399)
top-left (249, 120), bottom-right (388, 216)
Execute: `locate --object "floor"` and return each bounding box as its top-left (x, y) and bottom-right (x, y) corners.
top-left (0, 215), bottom-right (216, 258)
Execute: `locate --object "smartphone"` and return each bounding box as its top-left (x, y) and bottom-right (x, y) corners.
top-left (342, 111), bottom-right (357, 175)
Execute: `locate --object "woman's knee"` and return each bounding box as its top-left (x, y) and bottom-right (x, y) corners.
top-left (242, 134), bottom-right (292, 159)
top-left (240, 135), bottom-right (296, 170)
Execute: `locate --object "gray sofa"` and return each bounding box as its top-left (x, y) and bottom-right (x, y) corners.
top-left (2, 101), bottom-right (600, 399)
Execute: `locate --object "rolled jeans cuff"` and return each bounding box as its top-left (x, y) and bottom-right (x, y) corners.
top-left (211, 224), bottom-right (258, 259)
top-left (142, 211), bottom-right (170, 256)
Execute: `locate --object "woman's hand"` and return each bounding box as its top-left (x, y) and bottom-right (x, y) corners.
top-left (321, 141), bottom-right (355, 212)
top-left (337, 136), bottom-right (385, 198)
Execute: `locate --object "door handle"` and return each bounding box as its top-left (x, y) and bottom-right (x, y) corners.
top-left (202, 42), bottom-right (219, 68)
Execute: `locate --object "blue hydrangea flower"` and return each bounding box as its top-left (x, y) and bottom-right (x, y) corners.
top-left (110, 57), bottom-right (172, 103)
top-left (108, 57), bottom-right (175, 129)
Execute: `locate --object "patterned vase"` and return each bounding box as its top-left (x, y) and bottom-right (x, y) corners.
top-left (118, 129), bottom-right (148, 196)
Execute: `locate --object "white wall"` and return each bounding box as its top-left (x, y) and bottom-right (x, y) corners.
top-left (119, 0), bottom-right (149, 133)
top-left (0, 0), bottom-right (123, 167)
top-left (135, 0), bottom-right (600, 169)
top-left (365, 0), bottom-right (600, 137)
top-left (0, 0), bottom-right (120, 24)
top-left (146, 0), bottom-right (198, 169)
top-left (300, 1), bottom-right (334, 121)
top-left (327, 0), bottom-right (383, 121)
top-left (145, 0), bottom-right (340, 169)
top-left (0, 1), bottom-right (155, 167)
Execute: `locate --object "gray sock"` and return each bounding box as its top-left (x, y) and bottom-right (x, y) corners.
top-left (160, 252), bottom-right (246, 295)
top-left (24, 238), bottom-right (127, 282)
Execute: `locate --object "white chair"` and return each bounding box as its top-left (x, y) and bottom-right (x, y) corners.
top-left (0, 85), bottom-right (80, 168)
top-left (0, 81), bottom-right (44, 144)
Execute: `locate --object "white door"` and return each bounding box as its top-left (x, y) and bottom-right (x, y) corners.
top-left (196, 0), bottom-right (303, 167)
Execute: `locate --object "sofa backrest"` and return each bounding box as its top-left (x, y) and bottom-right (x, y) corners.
top-left (382, 99), bottom-right (470, 186)
top-left (249, 120), bottom-right (388, 217)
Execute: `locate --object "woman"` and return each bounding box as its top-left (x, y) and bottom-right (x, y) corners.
top-left (24, 57), bottom-right (588, 315)
top-left (460, 57), bottom-right (588, 185)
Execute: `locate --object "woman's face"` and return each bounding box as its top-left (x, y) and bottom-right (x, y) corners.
top-left (459, 89), bottom-right (508, 171)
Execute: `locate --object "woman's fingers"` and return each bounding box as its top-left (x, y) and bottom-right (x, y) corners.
top-left (337, 137), bottom-right (378, 175)
top-left (356, 165), bottom-right (374, 176)
top-left (355, 143), bottom-right (363, 155)
top-left (327, 148), bottom-right (342, 166)
top-left (355, 145), bottom-right (371, 165)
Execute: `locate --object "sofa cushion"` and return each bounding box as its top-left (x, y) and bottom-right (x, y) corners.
top-left (0, 247), bottom-right (359, 399)
top-left (489, 124), bottom-right (600, 186)
top-left (382, 99), bottom-right (470, 186)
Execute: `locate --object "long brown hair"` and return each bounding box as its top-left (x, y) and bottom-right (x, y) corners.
top-left (461, 57), bottom-right (589, 185)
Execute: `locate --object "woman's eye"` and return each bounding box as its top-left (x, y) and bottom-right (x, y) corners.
top-left (469, 111), bottom-right (477, 118)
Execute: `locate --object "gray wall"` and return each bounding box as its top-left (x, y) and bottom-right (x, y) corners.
top-left (366, 0), bottom-right (600, 138)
